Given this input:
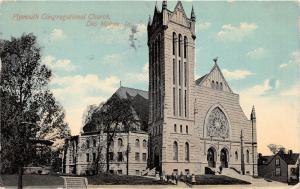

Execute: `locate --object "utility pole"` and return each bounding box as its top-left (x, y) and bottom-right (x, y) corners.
top-left (251, 106), bottom-right (256, 177)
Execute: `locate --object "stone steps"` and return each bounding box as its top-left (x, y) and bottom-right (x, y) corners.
top-left (62, 176), bottom-right (88, 189)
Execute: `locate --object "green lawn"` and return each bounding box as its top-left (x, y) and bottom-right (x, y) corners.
top-left (192, 175), bottom-right (251, 185)
top-left (87, 173), bottom-right (173, 185)
top-left (1, 174), bottom-right (64, 186)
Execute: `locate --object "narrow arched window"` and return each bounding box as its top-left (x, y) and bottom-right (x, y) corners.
top-left (174, 124), bottom-right (177, 133)
top-left (173, 141), bottom-right (178, 161)
top-left (178, 34), bottom-right (182, 57)
top-left (185, 142), bottom-right (189, 161)
top-left (220, 82), bottom-right (223, 90)
top-left (118, 138), bottom-right (123, 147)
top-left (143, 140), bottom-right (147, 148)
top-left (184, 36), bottom-right (188, 58)
top-left (246, 150), bottom-right (250, 163)
top-left (211, 80), bottom-right (215, 88)
top-left (235, 151), bottom-right (238, 160)
top-left (135, 139), bottom-right (140, 148)
top-left (216, 81), bottom-right (219, 90)
top-left (173, 32), bottom-right (176, 55)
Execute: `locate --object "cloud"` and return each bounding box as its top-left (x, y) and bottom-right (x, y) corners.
top-left (238, 80), bottom-right (300, 154)
top-left (197, 21), bottom-right (211, 31)
top-left (51, 74), bottom-right (120, 134)
top-left (246, 48), bottom-right (266, 59)
top-left (279, 50), bottom-right (300, 69)
top-left (279, 63), bottom-right (288, 68)
top-left (42, 55), bottom-right (76, 72)
top-left (216, 22), bottom-right (257, 42)
top-left (222, 69), bottom-right (254, 80)
top-left (126, 63), bottom-right (149, 83)
top-left (50, 28), bottom-right (65, 41)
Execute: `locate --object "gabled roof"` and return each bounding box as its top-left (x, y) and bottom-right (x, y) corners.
top-left (260, 152), bottom-right (300, 166)
top-left (195, 63), bottom-right (233, 93)
top-left (173, 1), bottom-right (188, 19)
top-left (116, 86), bottom-right (148, 100)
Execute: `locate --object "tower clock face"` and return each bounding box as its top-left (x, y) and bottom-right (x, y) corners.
top-left (207, 107), bottom-right (229, 138)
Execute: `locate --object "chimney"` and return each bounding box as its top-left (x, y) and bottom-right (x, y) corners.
top-left (288, 150), bottom-right (293, 156)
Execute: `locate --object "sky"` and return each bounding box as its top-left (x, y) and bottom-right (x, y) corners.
top-left (0, 0), bottom-right (299, 155)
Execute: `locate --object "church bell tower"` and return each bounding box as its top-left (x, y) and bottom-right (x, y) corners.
top-left (148, 1), bottom-right (197, 174)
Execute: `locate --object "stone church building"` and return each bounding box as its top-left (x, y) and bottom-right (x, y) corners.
top-left (64, 1), bottom-right (258, 176)
top-left (147, 1), bottom-right (257, 176)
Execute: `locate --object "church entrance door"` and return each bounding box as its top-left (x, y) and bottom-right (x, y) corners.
top-left (207, 147), bottom-right (216, 168)
top-left (220, 148), bottom-right (228, 168)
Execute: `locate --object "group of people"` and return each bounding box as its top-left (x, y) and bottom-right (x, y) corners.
top-left (156, 171), bottom-right (196, 185)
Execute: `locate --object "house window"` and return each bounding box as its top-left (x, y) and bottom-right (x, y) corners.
top-left (246, 150), bottom-right (250, 163)
top-left (173, 87), bottom-right (176, 116)
top-left (109, 152), bottom-right (114, 161)
top-left (178, 34), bottom-right (182, 57)
top-left (179, 89), bottom-right (182, 116)
top-left (86, 153), bottom-right (90, 162)
top-left (142, 153), bottom-right (147, 162)
top-left (186, 125), bottom-right (188, 134)
top-left (117, 170), bottom-right (122, 174)
top-left (235, 151), bottom-right (238, 160)
top-left (211, 80), bottom-right (215, 89)
top-left (275, 167), bottom-right (281, 176)
top-left (184, 62), bottom-right (187, 87)
top-left (135, 139), bottom-right (140, 148)
top-left (173, 32), bottom-right (176, 55)
top-left (143, 140), bottom-right (147, 148)
top-left (184, 36), bottom-right (188, 58)
top-left (275, 157), bottom-right (280, 166)
top-left (180, 125), bottom-right (183, 133)
top-left (185, 142), bottom-right (190, 161)
top-left (173, 141), bottom-right (178, 161)
top-left (118, 138), bottom-right (123, 147)
top-left (136, 170), bottom-right (140, 176)
top-left (117, 152), bottom-right (123, 162)
top-left (173, 59), bottom-right (176, 85)
top-left (135, 152), bottom-right (140, 161)
top-left (93, 138), bottom-right (97, 147)
top-left (179, 61), bottom-right (182, 86)
top-left (184, 90), bottom-right (187, 117)
top-left (174, 124), bottom-right (177, 133)
top-left (93, 153), bottom-right (96, 162)
top-left (86, 139), bottom-right (90, 148)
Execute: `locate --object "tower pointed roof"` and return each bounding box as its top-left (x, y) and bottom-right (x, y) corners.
top-left (162, 0), bottom-right (167, 10)
top-left (251, 105), bottom-right (256, 120)
top-left (191, 5), bottom-right (196, 21)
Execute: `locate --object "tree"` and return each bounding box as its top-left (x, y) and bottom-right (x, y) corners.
top-left (0, 34), bottom-right (70, 188)
top-left (267, 144), bottom-right (286, 155)
top-left (88, 94), bottom-right (139, 173)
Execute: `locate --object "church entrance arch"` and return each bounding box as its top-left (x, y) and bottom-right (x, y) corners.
top-left (220, 148), bottom-right (229, 168)
top-left (207, 147), bottom-right (216, 168)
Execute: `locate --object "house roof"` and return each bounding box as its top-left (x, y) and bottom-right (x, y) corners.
top-left (260, 152), bottom-right (300, 166)
top-left (82, 86), bottom-right (149, 133)
top-left (195, 74), bottom-right (207, 85)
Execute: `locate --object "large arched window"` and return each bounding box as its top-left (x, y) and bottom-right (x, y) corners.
top-left (135, 139), bottom-right (140, 148)
top-left (178, 34), bottom-right (182, 57)
top-left (185, 142), bottom-right (190, 161)
top-left (184, 36), bottom-right (188, 58)
top-left (246, 150), bottom-right (250, 163)
top-left (173, 141), bottom-right (178, 161)
top-left (206, 107), bottom-right (229, 138)
top-left (173, 32), bottom-right (176, 55)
